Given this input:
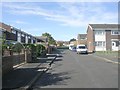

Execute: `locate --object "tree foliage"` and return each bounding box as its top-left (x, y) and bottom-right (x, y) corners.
top-left (69, 38), bottom-right (76, 43)
top-left (42, 32), bottom-right (56, 45)
top-left (12, 43), bottom-right (24, 54)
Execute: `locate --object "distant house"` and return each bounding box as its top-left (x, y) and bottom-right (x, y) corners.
top-left (87, 24), bottom-right (120, 52)
top-left (0, 22), bottom-right (41, 44)
top-left (35, 36), bottom-right (48, 44)
top-left (70, 41), bottom-right (77, 46)
top-left (63, 41), bottom-right (69, 46)
top-left (77, 34), bottom-right (87, 45)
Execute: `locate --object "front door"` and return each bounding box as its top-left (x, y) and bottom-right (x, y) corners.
top-left (112, 41), bottom-right (118, 51)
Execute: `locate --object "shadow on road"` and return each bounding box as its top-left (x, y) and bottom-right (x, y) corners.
top-left (2, 67), bottom-right (43, 89)
top-left (53, 49), bottom-right (67, 55)
top-left (33, 71), bottom-right (72, 89)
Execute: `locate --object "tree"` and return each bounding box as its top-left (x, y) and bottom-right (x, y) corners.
top-left (69, 38), bottom-right (76, 43)
top-left (42, 33), bottom-right (56, 45)
top-left (57, 41), bottom-right (63, 46)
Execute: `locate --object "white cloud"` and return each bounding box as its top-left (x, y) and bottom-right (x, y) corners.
top-left (46, 2), bottom-right (117, 26)
top-left (15, 20), bottom-right (28, 24)
top-left (1, 0), bottom-right (120, 2)
top-left (3, 2), bottom-right (118, 27)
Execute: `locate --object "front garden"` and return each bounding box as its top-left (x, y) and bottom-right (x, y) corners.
top-left (2, 40), bottom-right (51, 75)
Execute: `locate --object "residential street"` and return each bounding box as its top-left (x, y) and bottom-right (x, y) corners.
top-left (1, 2), bottom-right (119, 90)
top-left (32, 49), bottom-right (118, 89)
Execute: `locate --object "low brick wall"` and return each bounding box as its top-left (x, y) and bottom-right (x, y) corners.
top-left (2, 56), bottom-right (13, 75)
top-left (26, 53), bottom-right (32, 63)
top-left (12, 54), bottom-right (25, 66)
top-left (2, 50), bottom-right (32, 75)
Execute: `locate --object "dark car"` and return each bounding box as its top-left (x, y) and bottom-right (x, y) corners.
top-left (71, 46), bottom-right (76, 52)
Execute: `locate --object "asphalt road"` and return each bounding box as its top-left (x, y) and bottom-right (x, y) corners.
top-left (32, 49), bottom-right (118, 88)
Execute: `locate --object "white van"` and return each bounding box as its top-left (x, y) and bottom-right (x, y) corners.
top-left (69, 44), bottom-right (74, 50)
top-left (76, 44), bottom-right (88, 54)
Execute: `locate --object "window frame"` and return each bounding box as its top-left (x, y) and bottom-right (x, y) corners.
top-left (111, 30), bottom-right (120, 35)
top-left (95, 41), bottom-right (106, 47)
top-left (11, 30), bottom-right (16, 34)
top-left (95, 30), bottom-right (105, 35)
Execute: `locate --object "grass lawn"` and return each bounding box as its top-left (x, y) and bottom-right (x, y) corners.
top-left (95, 51), bottom-right (119, 57)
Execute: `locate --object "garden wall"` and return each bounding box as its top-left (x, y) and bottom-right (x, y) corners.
top-left (2, 50), bottom-right (32, 75)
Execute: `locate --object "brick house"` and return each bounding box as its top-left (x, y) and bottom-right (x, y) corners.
top-left (87, 24), bottom-right (120, 52)
top-left (0, 22), bottom-right (41, 44)
top-left (77, 34), bottom-right (87, 45)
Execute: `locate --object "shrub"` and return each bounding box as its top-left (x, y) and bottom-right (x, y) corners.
top-left (12, 43), bottom-right (24, 54)
top-left (23, 43), bottom-right (46, 57)
top-left (36, 44), bottom-right (46, 57)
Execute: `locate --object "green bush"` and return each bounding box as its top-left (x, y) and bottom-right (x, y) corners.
top-left (2, 39), bottom-right (14, 55)
top-left (36, 44), bottom-right (46, 57)
top-left (23, 43), bottom-right (46, 57)
top-left (12, 43), bottom-right (24, 53)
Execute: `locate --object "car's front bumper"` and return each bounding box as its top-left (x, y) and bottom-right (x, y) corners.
top-left (77, 51), bottom-right (88, 54)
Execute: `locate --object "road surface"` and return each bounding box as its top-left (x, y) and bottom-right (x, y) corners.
top-left (32, 49), bottom-right (118, 88)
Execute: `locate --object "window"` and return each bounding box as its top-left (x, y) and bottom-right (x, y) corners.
top-left (21, 34), bottom-right (25, 37)
top-left (111, 30), bottom-right (120, 35)
top-left (103, 42), bottom-right (105, 46)
top-left (115, 41), bottom-right (119, 46)
top-left (95, 30), bottom-right (105, 35)
top-left (12, 30), bottom-right (16, 34)
top-left (28, 36), bottom-right (31, 39)
top-left (78, 46), bottom-right (86, 49)
top-left (18, 33), bottom-right (21, 37)
top-left (80, 38), bottom-right (86, 40)
top-left (95, 41), bottom-right (105, 47)
top-left (97, 42), bottom-right (102, 46)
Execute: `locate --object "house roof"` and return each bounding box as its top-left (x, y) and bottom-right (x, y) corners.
top-left (0, 22), bottom-right (37, 39)
top-left (35, 36), bottom-right (48, 42)
top-left (77, 34), bottom-right (87, 40)
top-left (89, 24), bottom-right (118, 29)
top-left (0, 22), bottom-right (11, 33)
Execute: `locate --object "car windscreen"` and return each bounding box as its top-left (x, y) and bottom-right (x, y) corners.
top-left (78, 46), bottom-right (86, 49)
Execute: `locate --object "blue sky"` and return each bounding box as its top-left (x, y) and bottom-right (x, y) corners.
top-left (1, 1), bottom-right (118, 41)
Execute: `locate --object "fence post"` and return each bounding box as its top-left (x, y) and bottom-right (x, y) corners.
top-left (9, 49), bottom-right (13, 56)
top-left (25, 49), bottom-right (27, 63)
top-left (25, 49), bottom-right (32, 63)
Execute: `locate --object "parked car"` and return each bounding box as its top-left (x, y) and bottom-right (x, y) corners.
top-left (76, 44), bottom-right (88, 54)
top-left (69, 44), bottom-right (74, 50)
top-left (71, 46), bottom-right (76, 52)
